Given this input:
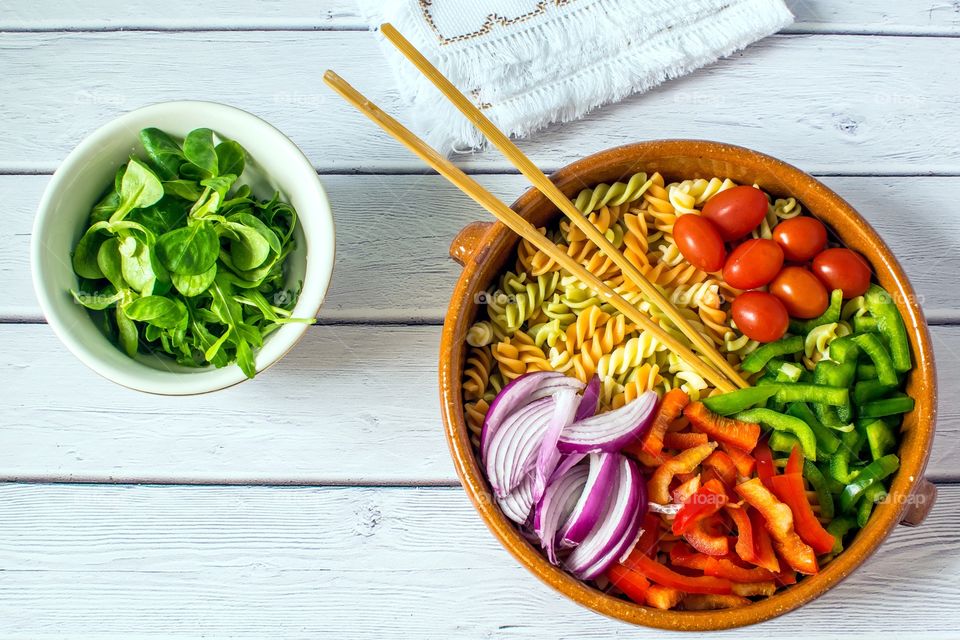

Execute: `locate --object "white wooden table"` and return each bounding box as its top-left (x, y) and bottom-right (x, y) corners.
top-left (1, 1), bottom-right (959, 637)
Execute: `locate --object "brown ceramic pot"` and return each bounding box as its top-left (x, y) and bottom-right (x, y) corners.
top-left (439, 140), bottom-right (937, 630)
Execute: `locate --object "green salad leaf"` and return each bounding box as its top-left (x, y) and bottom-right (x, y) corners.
top-left (69, 126), bottom-right (313, 378)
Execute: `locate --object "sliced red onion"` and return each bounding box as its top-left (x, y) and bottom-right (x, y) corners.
top-left (480, 372), bottom-right (584, 461)
top-left (533, 388), bottom-right (581, 501)
top-left (533, 463), bottom-right (589, 564)
top-left (558, 391), bottom-right (658, 454)
top-left (485, 397), bottom-right (556, 498)
top-left (559, 452), bottom-right (618, 547)
top-left (549, 452), bottom-right (587, 485)
top-left (498, 474), bottom-right (536, 524)
top-left (574, 375), bottom-right (601, 422)
top-left (564, 455), bottom-right (645, 580)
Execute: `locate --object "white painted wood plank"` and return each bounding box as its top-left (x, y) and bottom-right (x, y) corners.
top-left (1, 323), bottom-right (957, 484)
top-left (6, 174), bottom-right (960, 323)
top-left (0, 482), bottom-right (956, 639)
top-left (2, 0), bottom-right (958, 35)
top-left (0, 32), bottom-right (957, 174)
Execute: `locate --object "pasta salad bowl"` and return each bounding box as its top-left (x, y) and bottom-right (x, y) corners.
top-left (438, 140), bottom-right (936, 629)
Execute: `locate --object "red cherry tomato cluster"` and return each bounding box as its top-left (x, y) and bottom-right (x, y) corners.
top-left (672, 186), bottom-right (873, 343)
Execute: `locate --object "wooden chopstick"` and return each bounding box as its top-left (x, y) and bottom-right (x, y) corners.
top-left (378, 23), bottom-right (749, 391)
top-left (322, 70), bottom-right (737, 393)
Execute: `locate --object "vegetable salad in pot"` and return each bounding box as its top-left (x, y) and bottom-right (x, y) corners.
top-left (462, 173), bottom-right (914, 610)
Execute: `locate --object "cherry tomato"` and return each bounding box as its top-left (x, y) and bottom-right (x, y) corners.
top-left (731, 291), bottom-right (789, 343)
top-left (812, 248), bottom-right (872, 298)
top-left (770, 266), bottom-right (829, 319)
top-left (673, 214), bottom-right (726, 272)
top-left (772, 217), bottom-right (828, 262)
top-left (701, 186), bottom-right (769, 241)
top-left (722, 239), bottom-right (784, 290)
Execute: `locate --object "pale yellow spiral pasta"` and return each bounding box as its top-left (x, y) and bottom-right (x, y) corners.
top-left (466, 320), bottom-right (495, 347)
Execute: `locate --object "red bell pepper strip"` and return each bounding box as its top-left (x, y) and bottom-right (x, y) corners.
top-left (685, 402), bottom-right (761, 452)
top-left (785, 444), bottom-right (804, 476)
top-left (684, 513), bottom-right (730, 557)
top-left (671, 475), bottom-right (701, 505)
top-left (682, 594), bottom-right (752, 610)
top-left (645, 585), bottom-right (685, 610)
top-left (749, 509), bottom-right (781, 574)
top-left (703, 557), bottom-right (776, 583)
top-left (722, 443), bottom-right (756, 477)
top-left (633, 512), bottom-right (663, 558)
top-left (630, 449), bottom-right (664, 467)
top-left (663, 431), bottom-right (710, 450)
top-left (754, 440), bottom-right (776, 490)
top-left (648, 442), bottom-right (717, 504)
top-left (672, 478), bottom-right (729, 535)
top-left (623, 551), bottom-right (733, 595)
top-left (736, 478), bottom-right (819, 575)
top-left (770, 473), bottom-right (836, 555)
top-left (725, 506), bottom-right (759, 567)
top-left (776, 569), bottom-right (798, 586)
top-left (607, 564), bottom-right (651, 604)
top-left (703, 451), bottom-right (738, 487)
top-left (624, 388), bottom-right (689, 459)
top-left (669, 542), bottom-right (710, 571)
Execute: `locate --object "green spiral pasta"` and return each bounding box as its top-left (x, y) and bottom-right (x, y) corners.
top-left (573, 172), bottom-right (652, 213)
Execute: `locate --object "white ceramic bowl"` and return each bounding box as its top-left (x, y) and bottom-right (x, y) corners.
top-left (31, 100), bottom-right (335, 395)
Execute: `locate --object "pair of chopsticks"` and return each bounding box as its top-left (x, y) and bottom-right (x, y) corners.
top-left (323, 24), bottom-right (749, 393)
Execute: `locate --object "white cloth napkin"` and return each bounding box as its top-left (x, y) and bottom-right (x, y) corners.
top-left (357, 0), bottom-right (793, 152)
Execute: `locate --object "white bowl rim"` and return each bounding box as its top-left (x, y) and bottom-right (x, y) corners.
top-left (31, 100), bottom-right (335, 395)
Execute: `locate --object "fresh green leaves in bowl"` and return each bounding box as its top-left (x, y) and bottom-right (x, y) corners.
top-left (70, 127), bottom-right (314, 379)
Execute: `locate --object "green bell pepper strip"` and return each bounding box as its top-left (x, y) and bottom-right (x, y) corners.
top-left (856, 482), bottom-right (888, 528)
top-left (859, 394), bottom-right (915, 419)
top-left (774, 383), bottom-right (849, 407)
top-left (787, 402), bottom-right (840, 455)
top-left (853, 379), bottom-right (895, 406)
top-left (769, 431), bottom-right (800, 455)
top-left (765, 357), bottom-right (786, 376)
top-left (826, 335), bottom-right (859, 364)
top-left (803, 459), bottom-right (836, 521)
top-left (813, 401), bottom-right (854, 432)
top-left (839, 454), bottom-right (899, 513)
top-left (741, 335), bottom-right (804, 373)
top-left (790, 289), bottom-right (843, 335)
top-left (856, 363), bottom-right (877, 381)
top-left (829, 429), bottom-right (866, 485)
top-left (702, 386), bottom-right (778, 416)
top-left (817, 461), bottom-right (845, 494)
top-left (865, 285), bottom-right (911, 373)
top-left (776, 362), bottom-right (804, 383)
top-left (755, 373), bottom-right (779, 387)
top-left (814, 360), bottom-right (857, 423)
top-left (853, 315), bottom-right (878, 334)
top-left (735, 408), bottom-right (818, 461)
top-left (826, 516), bottom-right (857, 554)
top-left (864, 420), bottom-right (896, 460)
top-left (851, 333), bottom-right (898, 387)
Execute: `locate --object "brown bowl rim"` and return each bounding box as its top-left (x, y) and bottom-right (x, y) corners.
top-left (439, 139), bottom-right (937, 630)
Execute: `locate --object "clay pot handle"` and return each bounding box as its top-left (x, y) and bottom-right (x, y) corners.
top-left (449, 221), bottom-right (493, 267)
top-left (899, 478), bottom-right (937, 527)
